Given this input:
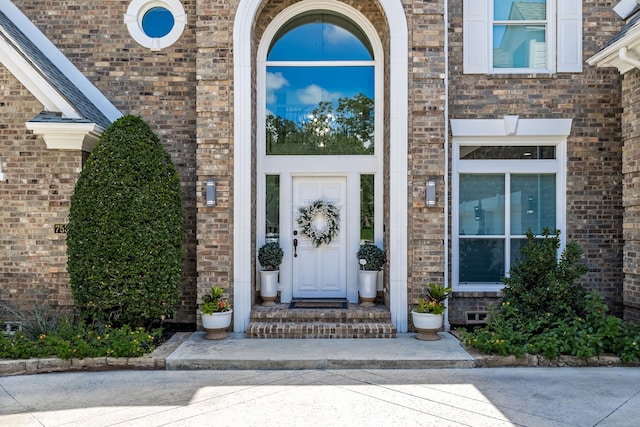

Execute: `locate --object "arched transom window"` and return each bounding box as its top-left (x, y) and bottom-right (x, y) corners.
top-left (265, 13), bottom-right (376, 156)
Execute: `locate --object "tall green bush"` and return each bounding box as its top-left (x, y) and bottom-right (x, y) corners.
top-left (460, 229), bottom-right (640, 362)
top-left (67, 115), bottom-right (183, 326)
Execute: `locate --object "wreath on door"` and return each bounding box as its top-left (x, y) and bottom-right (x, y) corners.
top-left (297, 200), bottom-right (340, 247)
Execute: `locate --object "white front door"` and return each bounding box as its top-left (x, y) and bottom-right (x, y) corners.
top-left (292, 176), bottom-right (347, 298)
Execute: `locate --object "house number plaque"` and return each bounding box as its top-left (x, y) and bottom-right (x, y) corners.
top-left (54, 224), bottom-right (68, 234)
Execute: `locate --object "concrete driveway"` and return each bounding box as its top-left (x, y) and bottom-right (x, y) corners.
top-left (1, 367), bottom-right (640, 426)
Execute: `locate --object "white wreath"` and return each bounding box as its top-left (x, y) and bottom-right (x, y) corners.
top-left (297, 200), bottom-right (340, 247)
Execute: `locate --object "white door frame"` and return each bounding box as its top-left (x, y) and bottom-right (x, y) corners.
top-left (233, 0), bottom-right (408, 332)
top-left (291, 175), bottom-right (349, 299)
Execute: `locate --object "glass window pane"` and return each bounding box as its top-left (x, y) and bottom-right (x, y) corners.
top-left (494, 0), bottom-right (546, 21)
top-left (268, 14), bottom-right (373, 61)
top-left (360, 174), bottom-right (374, 244)
top-left (510, 238), bottom-right (527, 267)
top-left (493, 24), bottom-right (546, 69)
top-left (459, 174), bottom-right (505, 236)
top-left (460, 146), bottom-right (555, 160)
top-left (510, 174), bottom-right (556, 234)
top-left (266, 175), bottom-right (280, 242)
top-left (266, 66), bottom-right (374, 155)
top-left (460, 238), bottom-right (505, 283)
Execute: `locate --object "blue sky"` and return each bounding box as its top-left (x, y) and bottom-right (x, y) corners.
top-left (266, 21), bottom-right (374, 122)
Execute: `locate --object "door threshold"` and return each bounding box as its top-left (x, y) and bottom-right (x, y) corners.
top-left (289, 299), bottom-right (348, 309)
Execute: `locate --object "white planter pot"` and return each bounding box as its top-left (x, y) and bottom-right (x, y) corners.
top-left (259, 270), bottom-right (279, 306)
top-left (201, 309), bottom-right (233, 340)
top-left (358, 270), bottom-right (378, 307)
top-left (411, 311), bottom-right (444, 341)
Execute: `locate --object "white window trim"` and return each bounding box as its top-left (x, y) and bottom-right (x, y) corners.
top-left (234, 0), bottom-right (409, 332)
top-left (491, 0), bottom-right (556, 74)
top-left (124, 0), bottom-right (187, 51)
top-left (451, 117), bottom-right (570, 292)
top-left (463, 0), bottom-right (582, 74)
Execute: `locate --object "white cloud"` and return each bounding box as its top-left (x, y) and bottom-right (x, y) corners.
top-left (266, 72), bottom-right (289, 104)
top-left (297, 84), bottom-right (341, 105)
top-left (323, 25), bottom-right (352, 45)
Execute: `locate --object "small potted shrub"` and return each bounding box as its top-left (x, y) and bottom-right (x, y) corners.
top-left (411, 283), bottom-right (451, 341)
top-left (200, 286), bottom-right (232, 340)
top-left (356, 243), bottom-right (386, 306)
top-left (258, 242), bottom-right (284, 306)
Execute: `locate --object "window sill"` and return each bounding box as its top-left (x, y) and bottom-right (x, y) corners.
top-left (488, 73), bottom-right (557, 79)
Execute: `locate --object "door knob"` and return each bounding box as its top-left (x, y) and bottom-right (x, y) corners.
top-left (293, 238), bottom-right (298, 257)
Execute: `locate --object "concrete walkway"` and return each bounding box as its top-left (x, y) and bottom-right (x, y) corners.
top-left (2, 367), bottom-right (640, 426)
top-left (166, 332), bottom-right (476, 370)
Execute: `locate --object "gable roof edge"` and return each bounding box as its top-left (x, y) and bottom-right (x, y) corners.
top-left (0, 1), bottom-right (122, 124)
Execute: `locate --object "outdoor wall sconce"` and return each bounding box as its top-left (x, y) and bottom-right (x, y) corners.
top-left (206, 179), bottom-right (216, 207)
top-left (426, 179), bottom-right (437, 206)
top-left (0, 159), bottom-right (5, 182)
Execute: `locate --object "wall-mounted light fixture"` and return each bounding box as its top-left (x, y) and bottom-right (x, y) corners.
top-left (206, 179), bottom-right (216, 207)
top-left (0, 159), bottom-right (5, 182)
top-left (426, 178), bottom-right (437, 207)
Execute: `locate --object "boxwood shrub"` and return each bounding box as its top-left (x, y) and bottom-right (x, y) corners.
top-left (67, 115), bottom-right (183, 327)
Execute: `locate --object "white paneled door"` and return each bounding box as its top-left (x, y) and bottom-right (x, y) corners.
top-left (292, 176), bottom-right (347, 298)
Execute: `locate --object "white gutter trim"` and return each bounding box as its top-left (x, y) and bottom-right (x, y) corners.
top-left (619, 46), bottom-right (640, 70)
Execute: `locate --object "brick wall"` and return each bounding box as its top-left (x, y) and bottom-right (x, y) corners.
top-left (0, 69), bottom-right (80, 315)
top-left (2, 0), bottom-right (199, 324)
top-left (446, 0), bottom-right (625, 323)
top-left (621, 70), bottom-right (640, 320)
top-left (1, 0), bottom-right (630, 330)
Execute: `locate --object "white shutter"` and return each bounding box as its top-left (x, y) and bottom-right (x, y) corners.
top-left (557, 0), bottom-right (582, 72)
top-left (463, 0), bottom-right (489, 74)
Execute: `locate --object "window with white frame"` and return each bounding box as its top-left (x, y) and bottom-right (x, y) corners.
top-left (463, 0), bottom-right (582, 74)
top-left (451, 117), bottom-right (570, 291)
top-left (125, 0), bottom-right (187, 51)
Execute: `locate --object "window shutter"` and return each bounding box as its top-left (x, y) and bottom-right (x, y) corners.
top-left (557, 0), bottom-right (582, 72)
top-left (463, 0), bottom-right (489, 74)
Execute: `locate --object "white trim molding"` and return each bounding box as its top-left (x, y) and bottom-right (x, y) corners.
top-left (124, 0), bottom-right (187, 51)
top-left (233, 0), bottom-right (409, 332)
top-left (588, 36), bottom-right (640, 74)
top-left (25, 121), bottom-right (103, 152)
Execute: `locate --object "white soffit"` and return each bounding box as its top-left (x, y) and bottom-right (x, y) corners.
top-left (26, 121), bottom-right (103, 152)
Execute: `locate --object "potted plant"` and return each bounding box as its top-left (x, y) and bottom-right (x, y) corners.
top-left (411, 283), bottom-right (451, 340)
top-left (200, 286), bottom-right (232, 340)
top-left (356, 243), bottom-right (386, 307)
top-left (258, 242), bottom-right (284, 306)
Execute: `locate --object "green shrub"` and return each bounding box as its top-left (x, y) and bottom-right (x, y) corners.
top-left (0, 320), bottom-right (160, 360)
top-left (357, 243), bottom-right (386, 271)
top-left (460, 228), bottom-right (640, 362)
top-left (67, 115), bottom-right (183, 327)
top-left (258, 242), bottom-right (284, 270)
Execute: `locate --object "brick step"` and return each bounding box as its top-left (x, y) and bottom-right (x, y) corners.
top-left (246, 321), bottom-right (397, 339)
top-left (249, 303), bottom-right (392, 324)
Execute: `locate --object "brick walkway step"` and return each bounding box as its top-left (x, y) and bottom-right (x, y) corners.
top-left (249, 303), bottom-right (392, 324)
top-left (246, 321), bottom-right (397, 339)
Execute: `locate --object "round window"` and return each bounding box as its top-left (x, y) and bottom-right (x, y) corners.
top-left (142, 7), bottom-right (175, 38)
top-left (125, 0), bottom-right (186, 51)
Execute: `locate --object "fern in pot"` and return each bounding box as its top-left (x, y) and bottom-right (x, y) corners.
top-left (258, 242), bottom-right (284, 306)
top-left (411, 283), bottom-right (451, 341)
